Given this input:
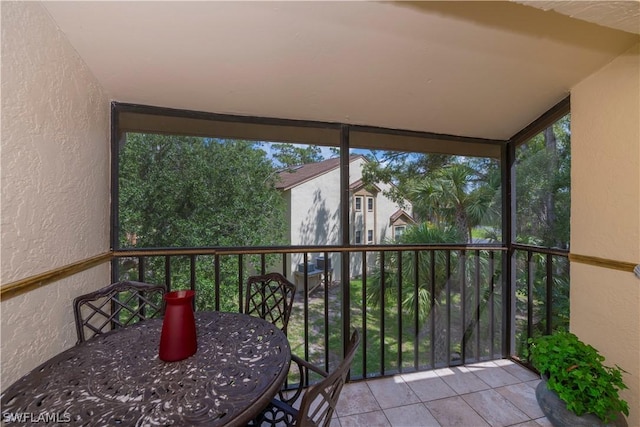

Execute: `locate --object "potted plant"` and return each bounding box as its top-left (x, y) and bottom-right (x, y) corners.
top-left (527, 332), bottom-right (629, 426)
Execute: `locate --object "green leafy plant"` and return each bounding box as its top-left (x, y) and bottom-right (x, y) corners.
top-left (528, 332), bottom-right (629, 423)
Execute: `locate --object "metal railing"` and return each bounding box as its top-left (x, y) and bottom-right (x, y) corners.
top-left (511, 243), bottom-right (570, 364)
top-left (112, 243), bottom-right (568, 380)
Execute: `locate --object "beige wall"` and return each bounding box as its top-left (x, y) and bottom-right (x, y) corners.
top-left (571, 42), bottom-right (640, 425)
top-left (1, 2), bottom-right (110, 386)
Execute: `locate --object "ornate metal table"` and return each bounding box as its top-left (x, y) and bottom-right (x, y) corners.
top-left (1, 312), bottom-right (291, 426)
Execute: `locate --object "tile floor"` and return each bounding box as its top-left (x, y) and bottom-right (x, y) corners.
top-left (333, 359), bottom-right (550, 427)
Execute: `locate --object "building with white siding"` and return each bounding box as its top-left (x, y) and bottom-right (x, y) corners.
top-left (276, 155), bottom-right (413, 287)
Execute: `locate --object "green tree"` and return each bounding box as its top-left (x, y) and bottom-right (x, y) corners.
top-left (515, 115), bottom-right (571, 248)
top-left (409, 163), bottom-right (501, 242)
top-left (119, 134), bottom-right (286, 248)
top-left (360, 151), bottom-right (501, 241)
top-left (367, 223), bottom-right (464, 322)
top-left (513, 115), bottom-right (571, 357)
top-left (118, 134), bottom-right (287, 310)
top-left (361, 151), bottom-right (451, 214)
top-left (366, 223), bottom-right (501, 364)
top-left (271, 143), bottom-right (324, 167)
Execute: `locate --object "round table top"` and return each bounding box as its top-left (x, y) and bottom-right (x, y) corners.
top-left (1, 311), bottom-right (291, 426)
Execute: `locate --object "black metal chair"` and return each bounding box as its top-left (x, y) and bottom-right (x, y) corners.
top-left (245, 272), bottom-right (296, 334)
top-left (73, 280), bottom-right (166, 344)
top-left (254, 329), bottom-right (360, 427)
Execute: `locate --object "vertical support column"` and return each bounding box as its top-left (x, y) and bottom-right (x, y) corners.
top-left (110, 103), bottom-right (121, 283)
top-left (340, 125), bottom-right (352, 363)
top-left (502, 140), bottom-right (516, 357)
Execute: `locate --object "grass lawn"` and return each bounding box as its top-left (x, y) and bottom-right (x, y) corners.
top-left (285, 271), bottom-right (507, 385)
top-left (287, 279), bottom-right (436, 380)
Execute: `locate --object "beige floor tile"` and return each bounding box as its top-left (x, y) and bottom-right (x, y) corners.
top-left (335, 381), bottom-right (381, 417)
top-left (338, 410), bottom-right (391, 427)
top-left (426, 396), bottom-right (491, 427)
top-left (491, 359), bottom-right (517, 367)
top-left (366, 376), bottom-right (421, 409)
top-left (384, 403), bottom-right (441, 427)
top-left (533, 416), bottom-right (553, 426)
top-left (326, 361), bottom-right (543, 427)
top-left (329, 416), bottom-right (342, 427)
top-left (402, 373), bottom-right (457, 402)
top-left (500, 361), bottom-right (541, 382)
top-left (495, 382), bottom-right (545, 419)
top-left (466, 361), bottom-right (522, 388)
top-left (510, 421), bottom-right (546, 427)
top-left (400, 369), bottom-right (440, 381)
top-left (434, 366), bottom-right (491, 394)
top-left (462, 389), bottom-right (529, 427)
top-left (525, 379), bottom-right (542, 390)
top-left (487, 415), bottom-right (551, 427)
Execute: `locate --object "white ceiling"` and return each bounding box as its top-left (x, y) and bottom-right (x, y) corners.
top-left (42, 1), bottom-right (639, 140)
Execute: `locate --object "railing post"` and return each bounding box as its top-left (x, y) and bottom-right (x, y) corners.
top-left (527, 250), bottom-right (534, 342)
top-left (214, 254), bottom-right (220, 311)
top-left (396, 250), bottom-right (403, 372)
top-left (502, 137), bottom-right (516, 358)
top-left (380, 250), bottom-right (386, 375)
top-left (460, 249), bottom-right (467, 363)
top-left (414, 250), bottom-right (420, 370)
top-left (164, 256), bottom-right (171, 292)
top-left (546, 253), bottom-right (553, 335)
top-left (429, 250), bottom-right (435, 368)
top-left (361, 250), bottom-right (368, 378)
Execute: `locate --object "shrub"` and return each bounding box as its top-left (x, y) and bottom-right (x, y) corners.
top-left (528, 332), bottom-right (628, 422)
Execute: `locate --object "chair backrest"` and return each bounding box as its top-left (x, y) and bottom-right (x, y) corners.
top-left (245, 272), bottom-right (296, 334)
top-left (73, 281), bottom-right (166, 344)
top-left (296, 329), bottom-right (360, 427)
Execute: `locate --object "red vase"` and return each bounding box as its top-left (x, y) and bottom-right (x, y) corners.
top-left (159, 290), bottom-right (197, 362)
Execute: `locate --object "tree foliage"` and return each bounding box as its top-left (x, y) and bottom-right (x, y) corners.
top-left (119, 134), bottom-right (286, 249)
top-left (362, 116), bottom-right (571, 351)
top-left (361, 151), bottom-right (501, 242)
top-left (271, 143), bottom-right (324, 167)
top-left (361, 151), bottom-right (451, 213)
top-left (118, 134), bottom-right (288, 311)
top-left (409, 163), bottom-right (501, 242)
top-left (515, 115), bottom-right (571, 248)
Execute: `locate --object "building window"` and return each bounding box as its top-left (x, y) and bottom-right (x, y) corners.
top-left (367, 229), bottom-right (373, 243)
top-left (355, 230), bottom-right (362, 244)
top-left (367, 196), bottom-right (374, 212)
top-left (394, 225), bottom-right (406, 240)
top-left (355, 196), bottom-right (362, 211)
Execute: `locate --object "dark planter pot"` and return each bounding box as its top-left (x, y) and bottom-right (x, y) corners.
top-left (535, 380), bottom-right (628, 427)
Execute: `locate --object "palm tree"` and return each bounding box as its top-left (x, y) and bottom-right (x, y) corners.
top-left (366, 224), bottom-right (464, 365)
top-left (366, 228), bottom-right (503, 364)
top-left (409, 163), bottom-right (500, 242)
top-left (365, 159), bottom-right (503, 365)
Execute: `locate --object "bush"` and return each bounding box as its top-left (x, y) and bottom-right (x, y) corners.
top-left (527, 332), bottom-right (629, 422)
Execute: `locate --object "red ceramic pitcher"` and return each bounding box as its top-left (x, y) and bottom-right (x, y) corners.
top-left (159, 290), bottom-right (197, 362)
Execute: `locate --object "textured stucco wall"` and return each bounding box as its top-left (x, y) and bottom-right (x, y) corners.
top-left (1, 2), bottom-right (110, 386)
top-left (571, 42), bottom-right (640, 425)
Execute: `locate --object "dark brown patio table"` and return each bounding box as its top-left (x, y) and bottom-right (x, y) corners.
top-left (1, 311), bottom-right (291, 426)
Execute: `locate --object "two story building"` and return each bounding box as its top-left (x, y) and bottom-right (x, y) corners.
top-left (276, 155), bottom-right (413, 287)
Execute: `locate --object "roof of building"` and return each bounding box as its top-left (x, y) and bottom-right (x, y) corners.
top-left (276, 155), bottom-right (366, 190)
top-left (349, 179), bottom-right (381, 194)
top-left (389, 209), bottom-right (415, 225)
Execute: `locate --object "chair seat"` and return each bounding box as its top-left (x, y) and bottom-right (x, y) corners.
top-left (252, 329), bottom-right (360, 427)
